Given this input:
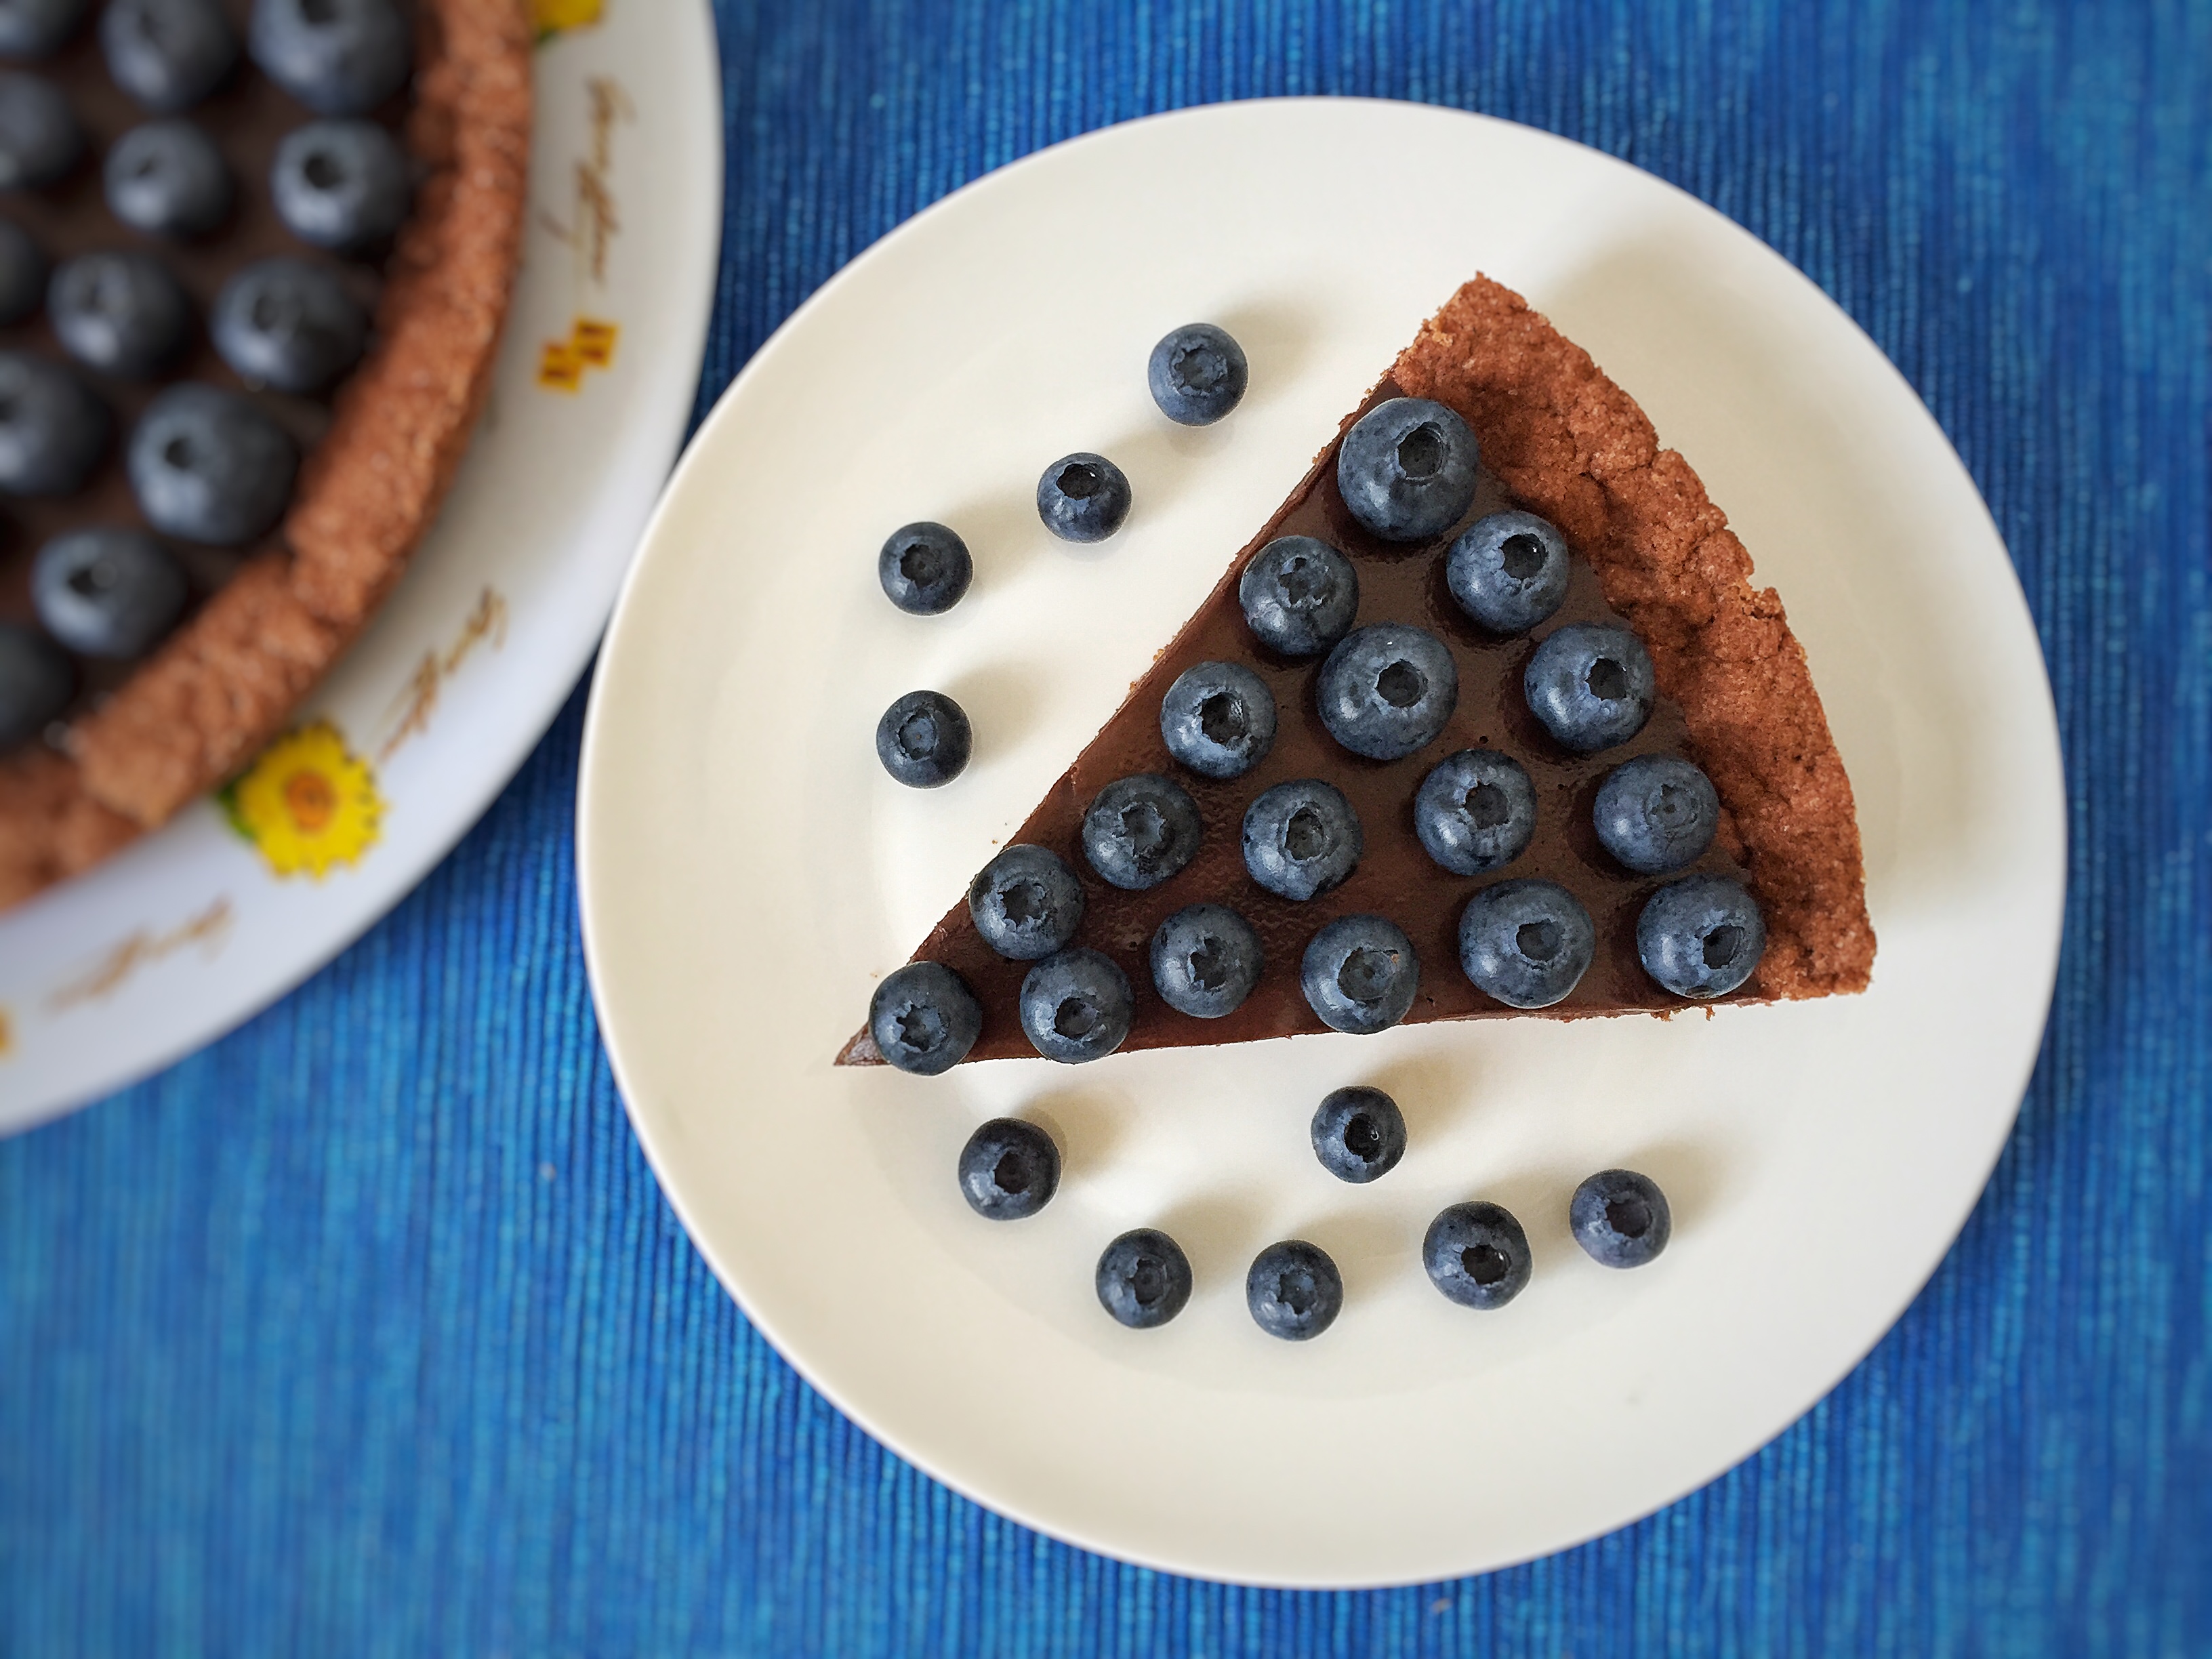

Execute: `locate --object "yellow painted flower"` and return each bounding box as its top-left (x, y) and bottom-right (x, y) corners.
top-left (534, 0), bottom-right (602, 37)
top-left (226, 721), bottom-right (383, 879)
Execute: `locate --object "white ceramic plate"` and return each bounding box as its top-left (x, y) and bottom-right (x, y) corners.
top-left (579, 100), bottom-right (2063, 1587)
top-left (0, 0), bottom-right (721, 1134)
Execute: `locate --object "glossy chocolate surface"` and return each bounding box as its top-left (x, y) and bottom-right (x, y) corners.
top-left (0, 2), bottom-right (400, 710)
top-left (844, 379), bottom-right (1760, 1066)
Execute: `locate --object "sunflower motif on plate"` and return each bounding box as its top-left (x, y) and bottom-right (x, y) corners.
top-left (223, 721), bottom-right (385, 880)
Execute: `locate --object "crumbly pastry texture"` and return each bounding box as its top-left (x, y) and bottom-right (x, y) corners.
top-left (1391, 276), bottom-right (1873, 998)
top-left (0, 0), bottom-right (533, 909)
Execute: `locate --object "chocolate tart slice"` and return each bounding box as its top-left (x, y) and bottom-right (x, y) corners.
top-left (842, 276), bottom-right (1874, 1069)
top-left (0, 0), bottom-right (531, 908)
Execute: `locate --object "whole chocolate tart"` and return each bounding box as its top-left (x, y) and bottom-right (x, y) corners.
top-left (0, 0), bottom-right (531, 909)
top-left (842, 276), bottom-right (1875, 1068)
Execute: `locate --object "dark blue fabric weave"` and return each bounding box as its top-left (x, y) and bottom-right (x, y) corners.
top-left (5, 2), bottom-right (2208, 1652)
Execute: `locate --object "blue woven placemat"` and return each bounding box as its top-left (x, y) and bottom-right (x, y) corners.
top-left (5, 3), bottom-right (2207, 1652)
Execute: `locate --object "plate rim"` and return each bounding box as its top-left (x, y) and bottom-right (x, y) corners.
top-left (0, 0), bottom-right (725, 1135)
top-left (579, 95), bottom-right (2066, 1586)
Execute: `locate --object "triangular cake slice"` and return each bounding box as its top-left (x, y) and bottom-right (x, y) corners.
top-left (842, 276), bottom-right (1873, 1070)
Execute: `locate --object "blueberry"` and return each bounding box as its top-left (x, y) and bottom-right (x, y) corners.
top-left (1237, 535), bottom-right (1357, 658)
top-left (874, 689), bottom-right (970, 787)
top-left (867, 960), bottom-right (983, 1076)
top-left (876, 520), bottom-right (970, 615)
top-left (1309, 1085), bottom-right (1406, 1183)
top-left (0, 350), bottom-right (110, 495)
top-left (1317, 621), bottom-right (1458, 761)
top-left (1080, 772), bottom-right (1200, 890)
top-left (1036, 451), bottom-right (1130, 544)
top-left (958, 1118), bottom-right (1061, 1221)
top-left (268, 118), bottom-right (409, 250)
top-left (1096, 1228), bottom-right (1193, 1329)
top-left (102, 0), bottom-right (237, 113)
top-left (1335, 396), bottom-right (1479, 543)
top-left (0, 619), bottom-right (69, 747)
top-left (1300, 914), bottom-right (1418, 1035)
top-left (1017, 946), bottom-right (1132, 1065)
top-left (1149, 902), bottom-right (1262, 1019)
top-left (211, 257), bottom-right (366, 392)
top-left (1241, 778), bottom-right (1360, 901)
top-left (1593, 754), bottom-right (1720, 876)
top-left (49, 252), bottom-right (193, 381)
top-left (1636, 874), bottom-right (1765, 998)
top-left (1160, 659), bottom-right (1275, 780)
top-left (104, 119), bottom-right (232, 237)
top-left (1422, 1202), bottom-right (1532, 1309)
top-left (966, 842), bottom-right (1084, 961)
top-left (249, 0), bottom-right (409, 117)
top-left (30, 527), bottom-right (186, 657)
top-left (0, 216), bottom-right (42, 321)
top-left (127, 384), bottom-right (297, 544)
top-left (1245, 1240), bottom-right (1342, 1341)
top-left (1570, 1168), bottom-right (1672, 1269)
top-left (1457, 878), bottom-right (1595, 1009)
top-left (1414, 749), bottom-right (1536, 876)
top-left (0, 0), bottom-right (86, 60)
top-left (0, 71), bottom-right (81, 188)
top-left (1446, 509), bottom-right (1570, 634)
top-left (1524, 623), bottom-right (1655, 754)
top-left (1147, 322), bottom-right (1246, 426)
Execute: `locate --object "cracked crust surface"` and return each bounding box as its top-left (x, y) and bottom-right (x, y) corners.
top-left (0, 0), bottom-right (531, 906)
top-left (1392, 276), bottom-right (1872, 997)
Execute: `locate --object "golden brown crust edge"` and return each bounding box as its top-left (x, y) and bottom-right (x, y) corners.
top-left (0, 0), bottom-right (533, 900)
top-left (1393, 275), bottom-right (1873, 998)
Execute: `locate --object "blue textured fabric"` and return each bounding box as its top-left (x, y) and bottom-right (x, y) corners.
top-left (5, 1), bottom-right (2208, 1652)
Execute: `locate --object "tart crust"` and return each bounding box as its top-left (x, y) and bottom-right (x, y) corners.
top-left (839, 275), bottom-right (1873, 1067)
top-left (1391, 277), bottom-right (1873, 999)
top-left (0, 0), bottom-right (533, 908)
